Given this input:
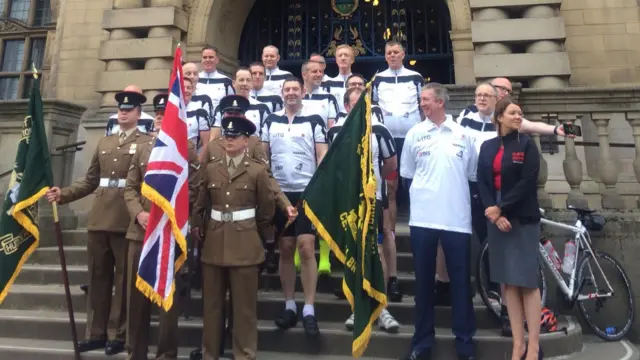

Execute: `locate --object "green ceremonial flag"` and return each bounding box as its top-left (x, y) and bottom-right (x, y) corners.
top-left (0, 74), bottom-right (53, 303)
top-left (302, 86), bottom-right (387, 358)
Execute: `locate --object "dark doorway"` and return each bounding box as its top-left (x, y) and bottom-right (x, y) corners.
top-left (238, 0), bottom-right (454, 83)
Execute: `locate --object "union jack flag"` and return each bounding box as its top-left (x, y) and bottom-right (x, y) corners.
top-left (136, 46), bottom-right (189, 311)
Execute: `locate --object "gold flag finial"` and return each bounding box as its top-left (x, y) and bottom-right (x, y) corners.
top-left (31, 63), bottom-right (39, 80)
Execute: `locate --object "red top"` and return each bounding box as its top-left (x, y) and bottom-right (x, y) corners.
top-left (493, 146), bottom-right (504, 191)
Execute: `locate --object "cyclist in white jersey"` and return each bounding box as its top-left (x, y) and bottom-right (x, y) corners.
top-left (301, 60), bottom-right (339, 127)
top-left (211, 67), bottom-right (271, 138)
top-left (183, 62), bottom-right (214, 126)
top-left (261, 77), bottom-right (328, 337)
top-left (310, 53), bottom-right (332, 83)
top-left (333, 74), bottom-right (385, 124)
top-left (249, 62), bottom-right (283, 112)
top-left (328, 87), bottom-right (401, 334)
top-left (183, 78), bottom-right (210, 151)
top-left (371, 41), bottom-right (423, 302)
top-left (322, 45), bottom-right (354, 113)
top-left (341, 75), bottom-right (402, 301)
top-left (197, 46), bottom-right (234, 114)
top-left (262, 45), bottom-right (293, 95)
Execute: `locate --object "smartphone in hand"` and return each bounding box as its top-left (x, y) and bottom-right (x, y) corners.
top-left (562, 123), bottom-right (582, 137)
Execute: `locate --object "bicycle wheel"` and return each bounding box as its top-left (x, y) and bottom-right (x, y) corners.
top-left (576, 251), bottom-right (635, 341)
top-left (477, 240), bottom-right (548, 321)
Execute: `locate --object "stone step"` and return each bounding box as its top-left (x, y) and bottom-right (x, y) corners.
top-left (0, 309), bottom-right (583, 359)
top-left (15, 264), bottom-right (454, 297)
top-left (56, 224), bottom-right (417, 252)
top-left (0, 285), bottom-right (494, 329)
top-left (0, 337), bottom-right (634, 360)
top-left (29, 246), bottom-right (417, 273)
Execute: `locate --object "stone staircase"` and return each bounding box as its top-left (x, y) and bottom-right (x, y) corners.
top-left (0, 224), bottom-right (638, 359)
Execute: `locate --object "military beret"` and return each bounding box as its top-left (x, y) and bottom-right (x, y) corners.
top-left (153, 93), bottom-right (168, 112)
top-left (115, 91), bottom-right (147, 110)
top-left (222, 114), bottom-right (256, 137)
top-left (219, 95), bottom-right (250, 115)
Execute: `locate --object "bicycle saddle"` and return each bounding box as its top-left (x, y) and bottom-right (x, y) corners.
top-left (567, 205), bottom-right (596, 215)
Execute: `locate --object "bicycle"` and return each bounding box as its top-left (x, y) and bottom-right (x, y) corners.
top-left (476, 205), bottom-right (635, 341)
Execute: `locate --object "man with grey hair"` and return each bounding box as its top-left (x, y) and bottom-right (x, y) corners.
top-left (309, 53), bottom-right (332, 82)
top-left (262, 45), bottom-right (292, 94)
top-left (400, 82), bottom-right (477, 360)
top-left (433, 79), bottom-right (573, 336)
top-left (301, 60), bottom-right (339, 128)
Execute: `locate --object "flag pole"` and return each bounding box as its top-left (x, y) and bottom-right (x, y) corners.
top-left (33, 62), bottom-right (80, 360)
top-left (52, 201), bottom-right (80, 360)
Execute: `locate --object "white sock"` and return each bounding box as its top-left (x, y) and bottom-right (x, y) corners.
top-left (302, 304), bottom-right (315, 317)
top-left (285, 300), bottom-right (297, 312)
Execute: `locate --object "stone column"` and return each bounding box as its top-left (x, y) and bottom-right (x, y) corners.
top-left (473, 8), bottom-right (512, 59)
top-left (522, 5), bottom-right (568, 88)
top-left (145, 0), bottom-right (182, 101)
top-left (558, 113), bottom-right (588, 208)
top-left (530, 114), bottom-right (553, 209)
top-left (626, 112), bottom-right (640, 208)
top-left (100, 0), bottom-right (146, 107)
top-left (592, 113), bottom-right (625, 209)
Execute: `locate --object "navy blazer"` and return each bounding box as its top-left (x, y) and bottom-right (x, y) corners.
top-left (477, 131), bottom-right (541, 224)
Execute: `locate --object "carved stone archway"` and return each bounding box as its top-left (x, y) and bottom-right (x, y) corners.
top-left (186, 0), bottom-right (475, 83)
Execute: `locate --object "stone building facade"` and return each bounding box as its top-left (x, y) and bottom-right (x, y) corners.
top-left (1, 0), bottom-right (640, 213)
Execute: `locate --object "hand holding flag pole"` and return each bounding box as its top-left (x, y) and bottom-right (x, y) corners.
top-left (34, 61), bottom-right (81, 360)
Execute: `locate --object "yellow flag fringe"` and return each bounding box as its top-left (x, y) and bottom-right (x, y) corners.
top-left (0, 186), bottom-right (49, 303)
top-left (137, 182), bottom-right (188, 312)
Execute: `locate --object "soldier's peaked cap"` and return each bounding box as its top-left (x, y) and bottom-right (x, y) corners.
top-left (153, 93), bottom-right (168, 112)
top-left (115, 91), bottom-right (146, 110)
top-left (219, 95), bottom-right (250, 115)
top-left (222, 114), bottom-right (256, 137)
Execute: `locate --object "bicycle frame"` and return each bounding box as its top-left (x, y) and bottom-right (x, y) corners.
top-left (538, 217), bottom-right (614, 302)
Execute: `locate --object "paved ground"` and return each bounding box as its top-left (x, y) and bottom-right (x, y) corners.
top-left (0, 335), bottom-right (636, 360)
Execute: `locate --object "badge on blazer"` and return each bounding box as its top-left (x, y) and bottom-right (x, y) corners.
top-left (129, 143), bottom-right (137, 154)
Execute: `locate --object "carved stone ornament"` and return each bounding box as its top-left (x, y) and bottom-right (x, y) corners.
top-left (182, 0), bottom-right (193, 15)
top-left (0, 19), bottom-right (29, 34)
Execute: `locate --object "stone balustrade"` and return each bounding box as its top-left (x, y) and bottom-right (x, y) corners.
top-left (443, 84), bottom-right (640, 210)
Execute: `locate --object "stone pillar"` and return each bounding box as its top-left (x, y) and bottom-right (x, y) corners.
top-left (473, 8), bottom-right (512, 58)
top-left (530, 114), bottom-right (553, 209)
top-left (522, 5), bottom-right (568, 88)
top-left (470, 2), bottom-right (570, 85)
top-left (592, 113), bottom-right (625, 209)
top-left (558, 113), bottom-right (588, 208)
top-left (95, 3), bottom-right (187, 118)
top-left (100, 0), bottom-right (146, 107)
top-left (626, 112), bottom-right (640, 209)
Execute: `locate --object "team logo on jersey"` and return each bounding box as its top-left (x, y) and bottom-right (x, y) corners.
top-left (295, 163), bottom-right (303, 171)
top-left (332, 0), bottom-right (359, 17)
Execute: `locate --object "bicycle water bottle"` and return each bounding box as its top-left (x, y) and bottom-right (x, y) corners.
top-left (562, 240), bottom-right (577, 274)
top-left (542, 239), bottom-right (562, 271)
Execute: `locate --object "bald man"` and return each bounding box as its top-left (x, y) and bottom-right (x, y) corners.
top-left (184, 62), bottom-right (215, 132)
top-left (106, 85), bottom-right (155, 135)
top-left (262, 45), bottom-right (292, 94)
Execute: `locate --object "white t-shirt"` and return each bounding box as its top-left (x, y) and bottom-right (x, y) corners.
top-left (302, 87), bottom-right (339, 126)
top-left (400, 115), bottom-right (478, 233)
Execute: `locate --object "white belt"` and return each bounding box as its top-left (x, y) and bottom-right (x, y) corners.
top-left (211, 208), bottom-right (256, 222)
top-left (99, 178), bottom-right (126, 188)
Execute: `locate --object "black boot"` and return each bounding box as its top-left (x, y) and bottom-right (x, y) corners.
top-left (388, 276), bottom-right (403, 303)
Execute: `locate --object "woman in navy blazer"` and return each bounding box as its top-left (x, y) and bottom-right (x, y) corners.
top-left (477, 97), bottom-right (543, 360)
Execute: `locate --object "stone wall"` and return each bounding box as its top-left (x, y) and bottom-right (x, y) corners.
top-left (51, 0), bottom-right (110, 110)
top-left (561, 0), bottom-right (640, 86)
